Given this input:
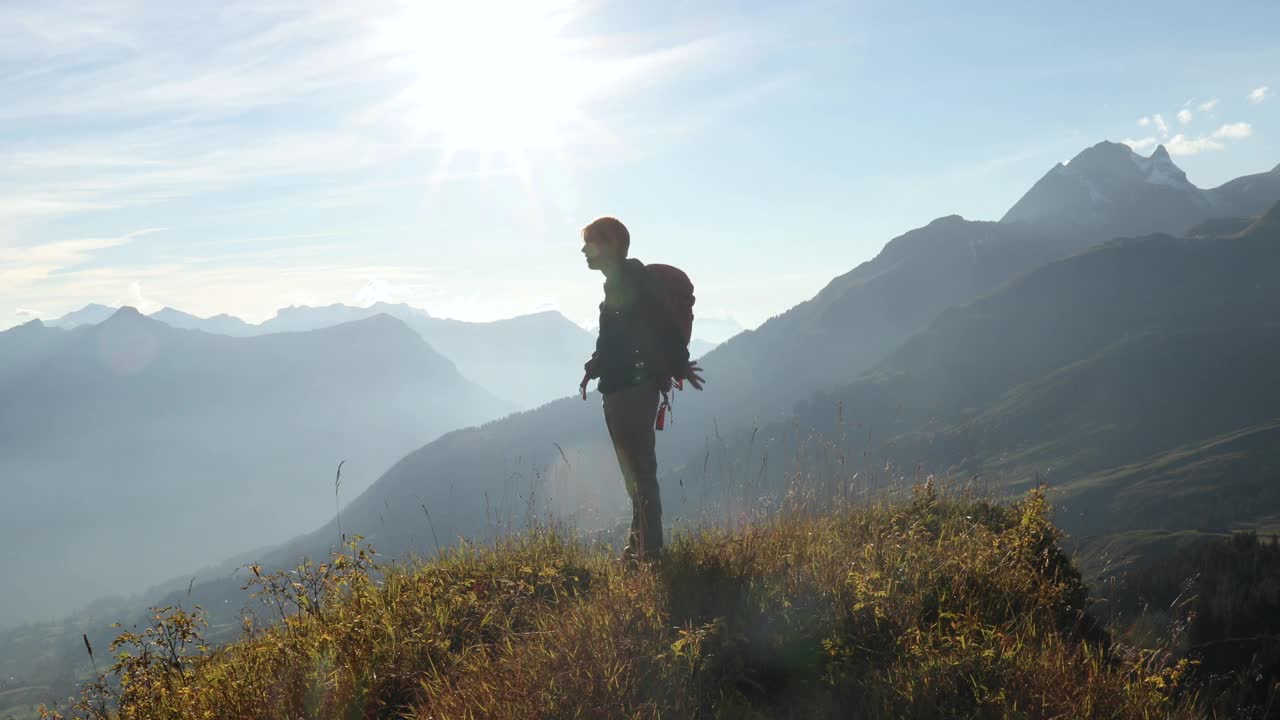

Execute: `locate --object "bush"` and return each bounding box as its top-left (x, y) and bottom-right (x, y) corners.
top-left (41, 486), bottom-right (1199, 720)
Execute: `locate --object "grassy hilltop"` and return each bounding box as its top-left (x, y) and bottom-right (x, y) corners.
top-left (33, 484), bottom-right (1206, 720)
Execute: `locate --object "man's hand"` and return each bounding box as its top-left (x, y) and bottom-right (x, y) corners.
top-left (682, 361), bottom-right (706, 391)
top-left (581, 355), bottom-right (599, 400)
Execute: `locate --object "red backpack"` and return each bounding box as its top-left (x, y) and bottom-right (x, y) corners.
top-left (647, 264), bottom-right (694, 346)
top-left (646, 264), bottom-right (694, 429)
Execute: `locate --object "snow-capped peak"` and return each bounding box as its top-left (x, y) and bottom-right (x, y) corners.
top-left (1128, 144), bottom-right (1192, 189)
top-left (1001, 140), bottom-right (1209, 233)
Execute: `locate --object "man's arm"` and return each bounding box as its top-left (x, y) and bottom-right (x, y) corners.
top-left (581, 310), bottom-right (606, 400)
top-left (580, 352), bottom-right (599, 400)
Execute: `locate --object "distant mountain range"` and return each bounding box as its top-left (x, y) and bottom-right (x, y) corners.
top-left (46, 303), bottom-right (735, 410)
top-left (45, 302), bottom-right (117, 329)
top-left (149, 306), bottom-right (258, 335)
top-left (0, 309), bottom-right (510, 624)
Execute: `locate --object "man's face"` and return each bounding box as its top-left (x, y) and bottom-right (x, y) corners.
top-left (582, 233), bottom-right (614, 271)
top-left (582, 239), bottom-right (602, 269)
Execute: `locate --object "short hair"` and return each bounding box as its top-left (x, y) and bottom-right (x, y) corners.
top-left (581, 216), bottom-right (630, 257)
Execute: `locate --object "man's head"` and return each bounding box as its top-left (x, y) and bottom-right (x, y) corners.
top-left (581, 216), bottom-right (629, 272)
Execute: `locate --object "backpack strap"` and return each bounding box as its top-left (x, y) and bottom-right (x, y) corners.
top-left (656, 388), bottom-right (672, 431)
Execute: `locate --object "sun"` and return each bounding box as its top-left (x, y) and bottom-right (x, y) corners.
top-left (372, 0), bottom-right (606, 156)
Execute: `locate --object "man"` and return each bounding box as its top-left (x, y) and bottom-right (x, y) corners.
top-left (578, 216), bottom-right (704, 561)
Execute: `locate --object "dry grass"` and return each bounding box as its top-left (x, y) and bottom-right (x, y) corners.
top-left (41, 483), bottom-right (1202, 719)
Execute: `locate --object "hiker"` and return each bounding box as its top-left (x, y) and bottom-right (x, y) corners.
top-left (578, 216), bottom-right (704, 561)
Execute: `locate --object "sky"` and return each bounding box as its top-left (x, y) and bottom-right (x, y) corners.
top-left (3, 0), bottom-right (1278, 333)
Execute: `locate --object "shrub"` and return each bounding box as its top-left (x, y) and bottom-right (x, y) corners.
top-left (41, 487), bottom-right (1199, 720)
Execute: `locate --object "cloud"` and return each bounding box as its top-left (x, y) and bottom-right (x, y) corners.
top-left (1122, 137), bottom-right (1159, 153)
top-left (0, 228), bottom-right (164, 303)
top-left (15, 308), bottom-right (41, 317)
top-left (0, 1), bottom-right (773, 235)
top-left (0, 228), bottom-right (161, 270)
top-left (126, 280), bottom-right (161, 314)
top-left (0, 3), bottom-right (850, 332)
top-left (1166, 133), bottom-right (1224, 156)
top-left (1152, 113), bottom-right (1169, 137)
top-left (0, 223), bottom-right (460, 329)
top-left (0, 195), bottom-right (118, 219)
top-left (1249, 86), bottom-right (1270, 103)
top-left (352, 277), bottom-right (416, 306)
top-left (1125, 103), bottom-right (1251, 158)
top-left (1212, 122), bottom-right (1252, 139)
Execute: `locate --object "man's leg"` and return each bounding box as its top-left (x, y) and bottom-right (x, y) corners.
top-left (602, 382), bottom-right (661, 558)
top-left (602, 392), bottom-right (640, 552)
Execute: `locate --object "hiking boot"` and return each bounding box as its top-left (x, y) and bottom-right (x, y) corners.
top-left (619, 543), bottom-right (662, 566)
top-left (619, 544), bottom-right (641, 565)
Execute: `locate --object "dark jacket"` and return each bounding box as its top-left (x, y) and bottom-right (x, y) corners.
top-left (589, 258), bottom-right (689, 395)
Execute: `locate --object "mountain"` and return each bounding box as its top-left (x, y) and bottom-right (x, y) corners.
top-left (692, 316), bottom-right (747, 344)
top-left (41, 304), bottom-right (257, 336)
top-left (0, 309), bottom-right (512, 626)
top-left (1205, 160), bottom-right (1280, 218)
top-left (259, 303), bottom-right (597, 410)
top-left (1003, 141), bottom-right (1280, 242)
top-left (770, 200), bottom-right (1280, 540)
top-left (50, 299), bottom-right (723, 408)
top-left (1002, 142), bottom-right (1204, 235)
top-left (702, 145), bottom-right (1280, 427)
top-left (256, 303), bottom-right (383, 333)
top-left (1186, 216), bottom-right (1255, 238)
top-left (688, 338), bottom-right (718, 358)
top-left (47, 302), bottom-right (116, 328)
top-left (706, 216), bottom-right (1073, 417)
top-left (381, 307), bottom-right (596, 410)
top-left (0, 318), bottom-right (69, 382)
top-left (42, 302), bottom-right (597, 410)
top-left (149, 306), bottom-right (257, 336)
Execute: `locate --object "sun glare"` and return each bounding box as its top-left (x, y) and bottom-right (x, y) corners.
top-left (373, 1), bottom-right (605, 156)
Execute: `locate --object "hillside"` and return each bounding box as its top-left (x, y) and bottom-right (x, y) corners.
top-left (0, 319), bottom-right (68, 383)
top-left (26, 489), bottom-right (1204, 720)
top-left (724, 201), bottom-right (1280, 542)
top-left (353, 306), bottom-right (598, 410)
top-left (0, 310), bottom-right (511, 626)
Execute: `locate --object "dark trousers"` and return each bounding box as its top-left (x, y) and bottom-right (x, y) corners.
top-left (602, 381), bottom-right (662, 556)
